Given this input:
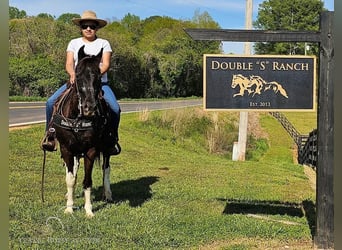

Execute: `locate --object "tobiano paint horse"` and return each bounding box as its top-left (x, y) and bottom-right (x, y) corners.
top-left (51, 45), bottom-right (115, 217)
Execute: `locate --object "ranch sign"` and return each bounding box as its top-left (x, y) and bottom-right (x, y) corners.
top-left (203, 54), bottom-right (316, 111)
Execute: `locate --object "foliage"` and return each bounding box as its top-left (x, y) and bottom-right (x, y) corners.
top-left (9, 110), bottom-right (315, 249)
top-left (246, 136), bottom-right (269, 161)
top-left (9, 56), bottom-right (66, 96)
top-left (253, 0), bottom-right (325, 55)
top-left (9, 6), bottom-right (26, 19)
top-left (57, 13), bottom-right (80, 24)
top-left (9, 6), bottom-right (221, 98)
top-left (36, 13), bottom-right (54, 20)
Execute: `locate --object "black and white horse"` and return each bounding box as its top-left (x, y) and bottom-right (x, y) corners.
top-left (52, 45), bottom-right (114, 217)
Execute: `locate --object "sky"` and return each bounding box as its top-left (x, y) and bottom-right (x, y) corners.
top-left (9, 0), bottom-right (334, 54)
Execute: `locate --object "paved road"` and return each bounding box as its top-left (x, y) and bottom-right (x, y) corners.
top-left (9, 99), bottom-right (202, 127)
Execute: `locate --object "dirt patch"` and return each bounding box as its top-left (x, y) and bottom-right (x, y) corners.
top-left (9, 125), bottom-right (33, 131)
top-left (199, 238), bottom-right (314, 250)
top-left (248, 112), bottom-right (269, 139)
top-left (303, 165), bottom-right (316, 191)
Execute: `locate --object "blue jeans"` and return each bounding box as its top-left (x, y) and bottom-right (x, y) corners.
top-left (46, 83), bottom-right (121, 133)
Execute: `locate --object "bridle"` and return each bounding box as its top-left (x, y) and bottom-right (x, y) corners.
top-left (52, 57), bottom-right (105, 132)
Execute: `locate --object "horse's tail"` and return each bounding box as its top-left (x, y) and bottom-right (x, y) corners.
top-left (94, 151), bottom-right (102, 168)
top-left (269, 81), bottom-right (288, 98)
top-left (278, 86), bottom-right (288, 98)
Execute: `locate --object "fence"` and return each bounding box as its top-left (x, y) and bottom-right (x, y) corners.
top-left (269, 112), bottom-right (317, 168)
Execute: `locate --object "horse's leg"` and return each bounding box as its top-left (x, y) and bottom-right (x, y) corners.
top-left (102, 154), bottom-right (113, 202)
top-left (64, 155), bottom-right (79, 214)
top-left (83, 149), bottom-right (96, 217)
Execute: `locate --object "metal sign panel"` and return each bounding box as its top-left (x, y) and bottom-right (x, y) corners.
top-left (203, 54), bottom-right (317, 111)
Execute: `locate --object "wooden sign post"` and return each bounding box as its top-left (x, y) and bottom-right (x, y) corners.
top-left (185, 11), bottom-right (334, 249)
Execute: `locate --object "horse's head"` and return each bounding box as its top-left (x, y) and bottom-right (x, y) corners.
top-left (231, 74), bottom-right (240, 88)
top-left (231, 74), bottom-right (247, 88)
top-left (75, 45), bottom-right (103, 117)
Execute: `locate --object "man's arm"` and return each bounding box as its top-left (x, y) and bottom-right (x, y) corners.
top-left (100, 51), bottom-right (112, 75)
top-left (65, 51), bottom-right (76, 84)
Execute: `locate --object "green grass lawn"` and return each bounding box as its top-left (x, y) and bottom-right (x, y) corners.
top-left (9, 110), bottom-right (316, 249)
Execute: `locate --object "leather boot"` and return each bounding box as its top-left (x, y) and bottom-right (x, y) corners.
top-left (106, 131), bottom-right (121, 155)
top-left (40, 127), bottom-right (57, 151)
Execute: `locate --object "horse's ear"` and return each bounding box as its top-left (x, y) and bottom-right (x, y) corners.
top-left (92, 48), bottom-right (103, 63)
top-left (94, 48), bottom-right (103, 63)
top-left (78, 45), bottom-right (87, 61)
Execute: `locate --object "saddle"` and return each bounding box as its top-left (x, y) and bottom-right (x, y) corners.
top-left (45, 86), bottom-right (121, 155)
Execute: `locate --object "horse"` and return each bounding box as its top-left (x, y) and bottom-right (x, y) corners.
top-left (249, 75), bottom-right (266, 96)
top-left (231, 74), bottom-right (253, 97)
top-left (249, 75), bottom-right (289, 98)
top-left (231, 74), bottom-right (288, 98)
top-left (51, 45), bottom-right (114, 217)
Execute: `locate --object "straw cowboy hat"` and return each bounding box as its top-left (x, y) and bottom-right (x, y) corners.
top-left (72, 10), bottom-right (107, 28)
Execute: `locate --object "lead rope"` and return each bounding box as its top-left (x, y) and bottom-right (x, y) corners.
top-left (41, 150), bottom-right (46, 202)
top-left (41, 83), bottom-right (73, 203)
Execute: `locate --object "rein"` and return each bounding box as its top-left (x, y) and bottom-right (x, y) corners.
top-left (52, 81), bottom-right (98, 132)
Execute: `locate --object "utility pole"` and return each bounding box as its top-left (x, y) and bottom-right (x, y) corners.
top-left (236, 0), bottom-right (253, 161)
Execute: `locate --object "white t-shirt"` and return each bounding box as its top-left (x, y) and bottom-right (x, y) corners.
top-left (66, 37), bottom-right (112, 82)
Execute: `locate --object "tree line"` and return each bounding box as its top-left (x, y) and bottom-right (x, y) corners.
top-left (9, 7), bottom-right (221, 99)
top-left (9, 0), bottom-right (325, 99)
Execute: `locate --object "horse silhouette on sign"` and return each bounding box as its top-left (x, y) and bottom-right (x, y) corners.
top-left (231, 74), bottom-right (288, 98)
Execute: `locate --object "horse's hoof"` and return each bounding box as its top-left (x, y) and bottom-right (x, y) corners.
top-left (105, 197), bottom-right (113, 203)
top-left (103, 193), bottom-right (113, 202)
top-left (64, 207), bottom-right (73, 214)
top-left (85, 211), bottom-right (94, 218)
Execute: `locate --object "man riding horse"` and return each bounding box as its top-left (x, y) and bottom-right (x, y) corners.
top-left (40, 10), bottom-right (120, 156)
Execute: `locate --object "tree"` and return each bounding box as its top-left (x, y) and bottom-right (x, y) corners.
top-left (37, 13), bottom-right (54, 20)
top-left (192, 9), bottom-right (220, 28)
top-left (9, 9), bottom-right (221, 98)
top-left (9, 6), bottom-right (26, 19)
top-left (57, 13), bottom-right (80, 24)
top-left (253, 0), bottom-right (325, 55)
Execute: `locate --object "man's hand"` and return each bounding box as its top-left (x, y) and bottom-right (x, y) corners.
top-left (69, 72), bottom-right (76, 84)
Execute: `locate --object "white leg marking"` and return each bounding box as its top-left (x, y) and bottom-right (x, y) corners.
top-left (64, 171), bottom-right (76, 214)
top-left (84, 188), bottom-right (94, 218)
top-left (104, 167), bottom-right (113, 201)
top-left (73, 156), bottom-right (79, 176)
top-left (64, 157), bottom-right (79, 214)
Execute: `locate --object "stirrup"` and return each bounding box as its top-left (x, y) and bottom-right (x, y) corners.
top-left (40, 128), bottom-right (57, 152)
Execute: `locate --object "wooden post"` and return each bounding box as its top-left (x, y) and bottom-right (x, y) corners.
top-left (236, 0), bottom-right (253, 161)
top-left (315, 11), bottom-right (334, 249)
top-left (185, 10), bottom-right (334, 247)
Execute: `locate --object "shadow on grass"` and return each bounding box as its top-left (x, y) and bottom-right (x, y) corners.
top-left (220, 198), bottom-right (316, 238)
top-left (93, 176), bottom-right (159, 208)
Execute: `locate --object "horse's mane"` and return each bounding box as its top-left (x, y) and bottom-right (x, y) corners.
top-left (53, 46), bottom-right (104, 119)
top-left (233, 74), bottom-right (246, 79)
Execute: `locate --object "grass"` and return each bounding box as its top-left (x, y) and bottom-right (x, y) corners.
top-left (9, 108), bottom-right (316, 249)
top-left (283, 111), bottom-right (317, 135)
top-left (9, 95), bottom-right (47, 102)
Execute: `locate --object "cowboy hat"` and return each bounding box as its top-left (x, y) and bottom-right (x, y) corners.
top-left (72, 10), bottom-right (107, 28)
